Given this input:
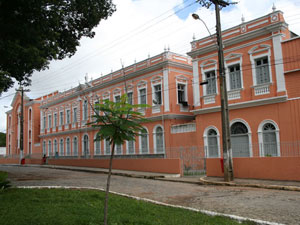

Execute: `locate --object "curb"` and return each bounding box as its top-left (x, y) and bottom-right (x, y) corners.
top-left (199, 177), bottom-right (300, 192)
top-left (16, 185), bottom-right (284, 225)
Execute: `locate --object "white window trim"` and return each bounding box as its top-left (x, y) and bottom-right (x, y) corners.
top-left (126, 140), bottom-right (135, 155)
top-left (153, 125), bottom-right (165, 154)
top-left (59, 111), bottom-right (64, 126)
top-left (27, 107), bottom-right (33, 155)
top-left (137, 81), bottom-right (147, 105)
top-left (73, 136), bottom-right (78, 156)
top-left (224, 57), bottom-right (244, 91)
top-left (82, 99), bottom-right (88, 121)
top-left (151, 82), bottom-right (163, 106)
top-left (201, 60), bottom-right (218, 96)
top-left (176, 79), bottom-right (188, 104)
top-left (48, 140), bottom-right (52, 156)
top-left (94, 134), bottom-right (101, 155)
top-left (139, 127), bottom-right (149, 154)
top-left (257, 119), bottom-right (280, 157)
top-left (82, 133), bottom-right (90, 156)
top-left (53, 113), bottom-right (58, 127)
top-left (126, 91), bottom-right (133, 105)
top-left (59, 138), bottom-right (64, 156)
top-left (104, 138), bottom-right (111, 155)
top-left (65, 109), bottom-right (71, 124)
top-left (113, 88), bottom-right (122, 103)
top-left (115, 143), bottom-right (123, 155)
top-left (230, 118), bottom-right (253, 157)
top-left (249, 45), bottom-right (272, 86)
top-left (53, 139), bottom-right (58, 156)
top-left (203, 126), bottom-right (221, 158)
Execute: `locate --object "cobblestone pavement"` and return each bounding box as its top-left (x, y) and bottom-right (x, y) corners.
top-left (1, 165), bottom-right (300, 225)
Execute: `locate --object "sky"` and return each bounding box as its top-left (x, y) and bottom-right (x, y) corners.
top-left (1, 0), bottom-right (300, 133)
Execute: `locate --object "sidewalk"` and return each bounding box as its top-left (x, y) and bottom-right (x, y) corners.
top-left (20, 164), bottom-right (300, 192)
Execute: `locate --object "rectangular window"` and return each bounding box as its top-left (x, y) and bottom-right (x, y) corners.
top-left (115, 95), bottom-right (121, 103)
top-left (59, 111), bottom-right (64, 125)
top-left (48, 115), bottom-right (52, 128)
top-left (116, 144), bottom-right (122, 154)
top-left (229, 64), bottom-right (241, 90)
top-left (255, 57), bottom-right (270, 84)
top-left (94, 101), bottom-right (99, 116)
top-left (205, 71), bottom-right (216, 95)
top-left (154, 84), bottom-right (162, 104)
top-left (54, 113), bottom-right (57, 127)
top-left (128, 140), bottom-right (135, 154)
top-left (139, 88), bottom-right (146, 104)
top-left (73, 108), bottom-right (77, 123)
top-left (177, 83), bottom-right (186, 103)
top-left (43, 116), bottom-right (46, 129)
top-left (127, 92), bottom-right (133, 105)
top-left (83, 100), bottom-right (88, 120)
top-left (66, 109), bottom-right (70, 124)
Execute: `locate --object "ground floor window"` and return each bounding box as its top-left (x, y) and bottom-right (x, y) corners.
top-left (231, 122), bottom-right (250, 157)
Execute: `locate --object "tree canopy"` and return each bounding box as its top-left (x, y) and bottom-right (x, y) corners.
top-left (0, 0), bottom-right (116, 94)
top-left (0, 132), bottom-right (6, 147)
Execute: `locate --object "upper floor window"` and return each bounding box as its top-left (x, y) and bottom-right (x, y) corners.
top-left (43, 115), bottom-right (46, 129)
top-left (139, 88), bottom-right (147, 104)
top-left (255, 57), bottom-right (270, 85)
top-left (54, 113), bottom-right (57, 127)
top-left (153, 84), bottom-right (162, 105)
top-left (48, 115), bottom-right (52, 128)
top-left (59, 111), bottom-right (64, 125)
top-left (73, 108), bottom-right (77, 123)
top-left (83, 100), bottom-right (88, 121)
top-left (66, 109), bottom-right (71, 124)
top-left (127, 92), bottom-right (133, 105)
top-left (229, 64), bottom-right (241, 90)
top-left (94, 101), bottom-right (99, 115)
top-left (177, 83), bottom-right (186, 104)
top-left (205, 70), bottom-right (216, 95)
top-left (114, 95), bottom-right (121, 103)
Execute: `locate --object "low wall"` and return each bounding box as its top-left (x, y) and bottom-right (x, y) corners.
top-left (0, 158), bottom-right (19, 164)
top-left (207, 157), bottom-right (300, 181)
top-left (48, 158), bottom-right (182, 174)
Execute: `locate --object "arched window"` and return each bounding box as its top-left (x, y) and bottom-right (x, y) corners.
top-left (66, 138), bottom-right (71, 156)
top-left (262, 123), bottom-right (278, 156)
top-left (54, 139), bottom-right (58, 156)
top-left (73, 137), bottom-right (78, 156)
top-left (207, 129), bottom-right (219, 158)
top-left (94, 135), bottom-right (101, 155)
top-left (231, 122), bottom-right (250, 157)
top-left (83, 134), bottom-right (89, 156)
top-left (154, 126), bottom-right (164, 153)
top-left (59, 139), bottom-right (64, 156)
top-left (140, 129), bottom-right (148, 154)
top-left (48, 140), bottom-right (52, 156)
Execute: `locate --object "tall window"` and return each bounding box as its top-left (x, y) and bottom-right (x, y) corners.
top-left (54, 139), bottom-right (58, 156)
top-left (155, 126), bottom-right (164, 153)
top-left (154, 84), bottom-right (162, 104)
top-left (66, 110), bottom-right (71, 124)
top-left (207, 129), bottom-right (218, 158)
top-left (48, 140), bottom-right (52, 156)
top-left (205, 70), bottom-right (216, 95)
top-left (255, 57), bottom-right (270, 84)
top-left (127, 92), bottom-right (133, 105)
top-left (59, 139), bottom-right (64, 156)
top-left (73, 137), bottom-right (78, 156)
top-left (83, 100), bottom-right (88, 120)
top-left (231, 122), bottom-right (250, 157)
top-left (59, 111), bottom-right (64, 125)
top-left (139, 88), bottom-right (147, 104)
top-left (43, 115), bottom-right (46, 129)
top-left (177, 83), bottom-right (186, 103)
top-left (140, 129), bottom-right (148, 154)
top-left (262, 123), bottom-right (278, 156)
top-left (94, 101), bottom-right (100, 116)
top-left (54, 113), bottom-right (57, 127)
top-left (83, 134), bottom-right (89, 156)
top-left (229, 64), bottom-right (241, 90)
top-left (95, 136), bottom-right (101, 155)
top-left (43, 141), bottom-right (46, 155)
top-left (48, 115), bottom-right (52, 128)
top-left (66, 138), bottom-right (71, 156)
top-left (127, 140), bottom-right (135, 154)
top-left (114, 95), bottom-right (121, 103)
top-left (105, 138), bottom-right (111, 155)
top-left (73, 108), bottom-right (77, 123)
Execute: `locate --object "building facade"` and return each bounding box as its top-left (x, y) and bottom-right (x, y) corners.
top-left (5, 10), bottom-right (300, 180)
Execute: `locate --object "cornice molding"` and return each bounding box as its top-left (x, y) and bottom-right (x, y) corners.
top-left (191, 96), bottom-right (287, 115)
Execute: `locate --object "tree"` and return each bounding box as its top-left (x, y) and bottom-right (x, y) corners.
top-left (90, 94), bottom-right (149, 225)
top-left (0, 0), bottom-right (116, 94)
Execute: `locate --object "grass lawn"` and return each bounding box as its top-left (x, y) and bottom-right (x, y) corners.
top-left (0, 187), bottom-right (257, 225)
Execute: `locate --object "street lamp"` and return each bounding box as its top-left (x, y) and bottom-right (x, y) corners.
top-left (192, 11), bottom-right (234, 181)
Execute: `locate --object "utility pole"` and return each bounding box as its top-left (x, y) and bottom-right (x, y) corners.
top-left (16, 86), bottom-right (30, 162)
top-left (213, 0), bottom-right (234, 181)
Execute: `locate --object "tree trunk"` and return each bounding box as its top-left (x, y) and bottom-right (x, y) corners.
top-left (103, 141), bottom-right (115, 225)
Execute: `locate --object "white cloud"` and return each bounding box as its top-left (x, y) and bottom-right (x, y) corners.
top-left (1, 0), bottom-right (300, 133)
